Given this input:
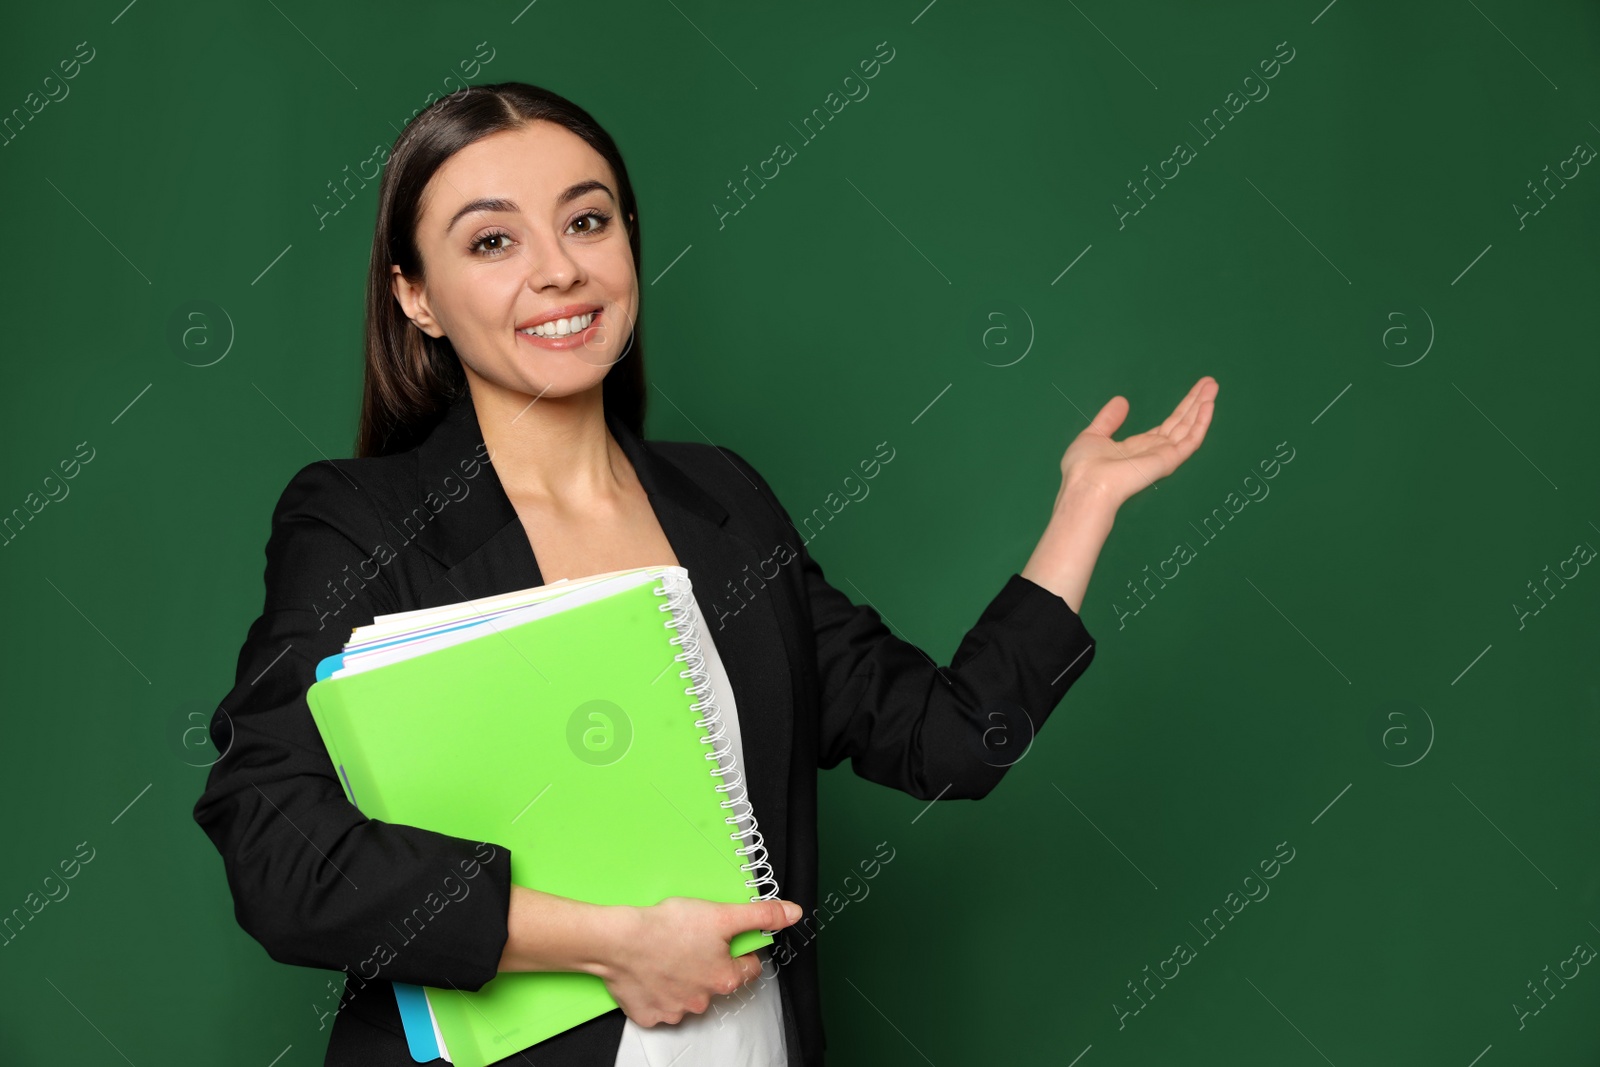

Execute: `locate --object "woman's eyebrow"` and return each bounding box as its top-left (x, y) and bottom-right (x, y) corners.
top-left (444, 181), bottom-right (617, 234)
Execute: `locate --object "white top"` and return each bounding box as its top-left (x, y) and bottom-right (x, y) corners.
top-left (613, 613), bottom-right (789, 1066)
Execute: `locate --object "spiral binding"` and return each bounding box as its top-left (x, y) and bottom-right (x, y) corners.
top-left (653, 569), bottom-right (781, 915)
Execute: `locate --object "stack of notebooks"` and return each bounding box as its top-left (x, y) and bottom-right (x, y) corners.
top-left (305, 565), bottom-right (780, 1066)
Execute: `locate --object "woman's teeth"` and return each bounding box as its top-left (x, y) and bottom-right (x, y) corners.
top-left (519, 312), bottom-right (596, 338)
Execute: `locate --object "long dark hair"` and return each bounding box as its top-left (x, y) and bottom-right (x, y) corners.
top-left (356, 82), bottom-right (647, 458)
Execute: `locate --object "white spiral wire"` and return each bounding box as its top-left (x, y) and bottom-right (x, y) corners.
top-left (654, 571), bottom-right (780, 909)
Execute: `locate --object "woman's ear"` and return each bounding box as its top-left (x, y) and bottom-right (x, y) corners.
top-left (391, 264), bottom-right (445, 338)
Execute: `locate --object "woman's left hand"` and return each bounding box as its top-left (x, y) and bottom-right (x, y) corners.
top-left (1059, 375), bottom-right (1218, 508)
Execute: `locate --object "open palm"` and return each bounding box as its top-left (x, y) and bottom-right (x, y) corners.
top-left (1060, 376), bottom-right (1219, 505)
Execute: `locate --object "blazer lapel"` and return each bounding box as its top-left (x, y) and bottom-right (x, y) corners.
top-left (402, 390), bottom-right (795, 896)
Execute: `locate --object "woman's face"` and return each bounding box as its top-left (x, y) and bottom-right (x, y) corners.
top-left (393, 120), bottom-right (637, 402)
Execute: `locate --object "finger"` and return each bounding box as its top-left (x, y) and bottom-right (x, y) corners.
top-left (1167, 376), bottom-right (1216, 437)
top-left (735, 951), bottom-right (764, 985)
top-left (1086, 395), bottom-right (1129, 438)
top-left (1164, 397), bottom-right (1214, 465)
top-left (1152, 377), bottom-right (1203, 441)
top-left (724, 898), bottom-right (799, 938)
top-left (1144, 397), bottom-right (1212, 470)
top-left (1175, 383), bottom-right (1217, 445)
top-left (1155, 376), bottom-right (1208, 438)
top-left (1167, 377), bottom-right (1217, 441)
top-left (1167, 392), bottom-right (1201, 442)
top-left (1183, 396), bottom-right (1216, 450)
top-left (1151, 378), bottom-right (1199, 437)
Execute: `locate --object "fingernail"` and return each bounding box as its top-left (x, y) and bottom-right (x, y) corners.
top-left (783, 902), bottom-right (801, 923)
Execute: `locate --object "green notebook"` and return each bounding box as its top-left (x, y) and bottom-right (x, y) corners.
top-left (305, 565), bottom-right (779, 1066)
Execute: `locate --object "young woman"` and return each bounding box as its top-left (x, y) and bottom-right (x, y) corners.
top-left (193, 82), bottom-right (1216, 1066)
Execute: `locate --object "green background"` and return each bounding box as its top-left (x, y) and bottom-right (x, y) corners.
top-left (2, 1), bottom-right (1596, 1064)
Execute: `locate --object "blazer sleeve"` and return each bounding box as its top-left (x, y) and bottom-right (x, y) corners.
top-left (191, 460), bottom-right (512, 991)
top-left (716, 446), bottom-right (1098, 801)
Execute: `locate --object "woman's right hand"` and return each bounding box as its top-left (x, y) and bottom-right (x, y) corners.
top-left (598, 896), bottom-right (803, 1027)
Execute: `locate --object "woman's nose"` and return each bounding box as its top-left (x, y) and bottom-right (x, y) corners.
top-left (520, 229), bottom-right (581, 290)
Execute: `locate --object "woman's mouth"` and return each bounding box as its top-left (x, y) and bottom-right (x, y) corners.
top-left (516, 309), bottom-right (602, 350)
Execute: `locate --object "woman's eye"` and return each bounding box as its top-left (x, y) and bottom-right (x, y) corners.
top-left (471, 231), bottom-right (514, 257)
top-left (568, 210), bottom-right (612, 235)
top-left (471, 211), bottom-right (610, 254)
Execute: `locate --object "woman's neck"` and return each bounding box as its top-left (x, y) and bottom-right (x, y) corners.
top-left (466, 378), bottom-right (624, 506)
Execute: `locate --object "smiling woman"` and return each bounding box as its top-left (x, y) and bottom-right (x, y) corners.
top-left (195, 79), bottom-right (1196, 1067)
top-left (363, 92), bottom-right (649, 461)
top-left (199, 82), bottom-right (807, 1067)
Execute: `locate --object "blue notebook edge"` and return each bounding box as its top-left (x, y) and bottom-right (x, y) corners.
top-left (317, 651), bottom-right (440, 1060)
top-left (311, 653), bottom-right (361, 809)
top-left (314, 652), bottom-right (344, 682)
top-left (393, 983), bottom-right (442, 1061)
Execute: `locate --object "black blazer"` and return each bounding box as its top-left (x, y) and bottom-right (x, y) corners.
top-left (192, 389), bottom-right (1097, 1066)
